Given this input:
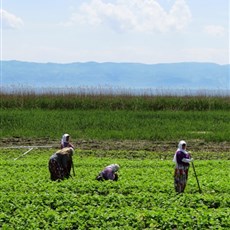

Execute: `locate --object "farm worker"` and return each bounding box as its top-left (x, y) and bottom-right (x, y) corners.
top-left (96, 164), bottom-right (120, 181)
top-left (173, 140), bottom-right (193, 193)
top-left (48, 147), bottom-right (75, 181)
top-left (61, 133), bottom-right (74, 149)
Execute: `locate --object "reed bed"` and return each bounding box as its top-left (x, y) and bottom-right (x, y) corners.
top-left (1, 90), bottom-right (230, 110)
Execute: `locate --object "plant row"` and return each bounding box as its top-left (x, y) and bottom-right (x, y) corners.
top-left (0, 149), bottom-right (229, 229)
top-left (1, 109), bottom-right (230, 142)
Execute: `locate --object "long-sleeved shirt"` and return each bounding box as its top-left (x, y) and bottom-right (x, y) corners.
top-left (102, 167), bottom-right (116, 180)
top-left (50, 153), bottom-right (72, 175)
top-left (176, 150), bottom-right (191, 166)
top-left (61, 142), bottom-right (74, 149)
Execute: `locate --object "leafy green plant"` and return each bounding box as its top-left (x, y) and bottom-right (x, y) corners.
top-left (0, 149), bottom-right (229, 229)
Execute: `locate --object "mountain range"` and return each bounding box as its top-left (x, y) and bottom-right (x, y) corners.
top-left (1, 60), bottom-right (230, 90)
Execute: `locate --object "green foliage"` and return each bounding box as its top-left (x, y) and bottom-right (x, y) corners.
top-left (1, 92), bottom-right (229, 228)
top-left (0, 149), bottom-right (230, 229)
top-left (1, 109), bottom-right (230, 142)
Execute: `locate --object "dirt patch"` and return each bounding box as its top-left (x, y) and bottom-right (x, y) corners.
top-left (1, 137), bottom-right (230, 152)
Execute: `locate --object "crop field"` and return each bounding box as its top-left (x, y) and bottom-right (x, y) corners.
top-left (1, 93), bottom-right (230, 229)
top-left (0, 149), bottom-right (230, 229)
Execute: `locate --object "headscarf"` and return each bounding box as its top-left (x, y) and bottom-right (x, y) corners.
top-left (173, 140), bottom-right (188, 163)
top-left (61, 134), bottom-right (70, 146)
top-left (107, 164), bottom-right (120, 173)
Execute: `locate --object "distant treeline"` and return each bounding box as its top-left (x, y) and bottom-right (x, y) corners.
top-left (1, 92), bottom-right (230, 111)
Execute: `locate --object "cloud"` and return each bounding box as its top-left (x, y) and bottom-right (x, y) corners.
top-left (168, 0), bottom-right (192, 30)
top-left (0, 9), bottom-right (24, 29)
top-left (204, 25), bottom-right (226, 37)
top-left (65, 0), bottom-right (192, 33)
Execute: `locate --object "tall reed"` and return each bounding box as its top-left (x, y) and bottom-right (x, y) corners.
top-left (1, 91), bottom-right (230, 111)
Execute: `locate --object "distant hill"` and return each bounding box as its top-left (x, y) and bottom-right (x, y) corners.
top-left (1, 60), bottom-right (230, 90)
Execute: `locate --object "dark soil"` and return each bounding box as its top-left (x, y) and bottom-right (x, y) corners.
top-left (1, 137), bottom-right (230, 152)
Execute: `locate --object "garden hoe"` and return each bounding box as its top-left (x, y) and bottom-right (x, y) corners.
top-left (72, 161), bottom-right (76, 177)
top-left (191, 162), bottom-right (202, 193)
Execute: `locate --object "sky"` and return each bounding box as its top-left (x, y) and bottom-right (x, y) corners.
top-left (1, 0), bottom-right (229, 64)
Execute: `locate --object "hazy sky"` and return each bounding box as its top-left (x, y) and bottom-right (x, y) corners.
top-left (1, 0), bottom-right (229, 64)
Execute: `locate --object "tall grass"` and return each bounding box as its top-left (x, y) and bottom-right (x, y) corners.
top-left (1, 91), bottom-right (230, 110)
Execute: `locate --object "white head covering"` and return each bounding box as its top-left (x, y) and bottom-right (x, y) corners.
top-left (61, 133), bottom-right (70, 145)
top-left (173, 140), bottom-right (188, 163)
top-left (178, 140), bottom-right (187, 152)
top-left (107, 164), bottom-right (120, 172)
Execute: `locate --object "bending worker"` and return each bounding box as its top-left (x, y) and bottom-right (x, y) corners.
top-left (49, 147), bottom-right (75, 181)
top-left (96, 164), bottom-right (120, 181)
